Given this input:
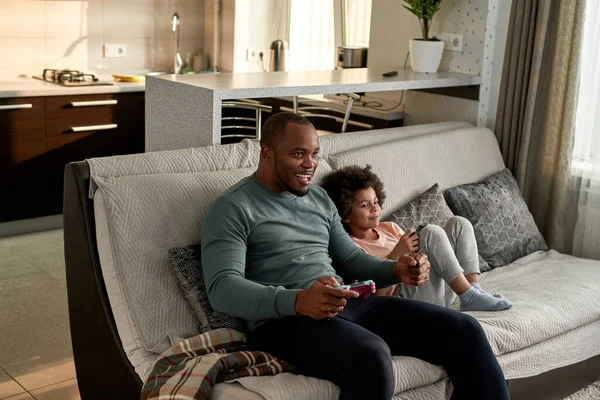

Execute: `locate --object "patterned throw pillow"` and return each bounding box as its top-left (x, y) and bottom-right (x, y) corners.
top-left (169, 244), bottom-right (247, 333)
top-left (443, 168), bottom-right (548, 268)
top-left (384, 183), bottom-right (491, 272)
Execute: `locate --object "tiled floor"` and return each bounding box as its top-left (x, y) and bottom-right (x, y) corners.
top-left (0, 229), bottom-right (80, 400)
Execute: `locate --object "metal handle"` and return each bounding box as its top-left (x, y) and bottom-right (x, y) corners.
top-left (70, 100), bottom-right (118, 107)
top-left (222, 102), bottom-right (272, 112)
top-left (291, 111), bottom-right (374, 129)
top-left (0, 104), bottom-right (33, 111)
top-left (70, 124), bottom-right (118, 133)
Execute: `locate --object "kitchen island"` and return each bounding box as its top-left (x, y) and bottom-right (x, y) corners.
top-left (145, 67), bottom-right (482, 151)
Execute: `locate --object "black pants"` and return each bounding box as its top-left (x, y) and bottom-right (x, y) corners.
top-left (247, 296), bottom-right (508, 400)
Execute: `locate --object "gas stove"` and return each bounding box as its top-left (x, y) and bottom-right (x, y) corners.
top-left (33, 69), bottom-right (113, 87)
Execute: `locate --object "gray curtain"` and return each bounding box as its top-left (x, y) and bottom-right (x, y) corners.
top-left (495, 0), bottom-right (585, 253)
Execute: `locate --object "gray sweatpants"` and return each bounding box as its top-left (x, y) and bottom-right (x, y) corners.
top-left (397, 216), bottom-right (480, 307)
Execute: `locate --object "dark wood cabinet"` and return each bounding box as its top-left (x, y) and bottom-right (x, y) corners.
top-left (0, 97), bottom-right (46, 166)
top-left (0, 92), bottom-right (145, 223)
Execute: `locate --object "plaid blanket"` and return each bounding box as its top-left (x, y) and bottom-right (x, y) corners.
top-left (141, 328), bottom-right (295, 400)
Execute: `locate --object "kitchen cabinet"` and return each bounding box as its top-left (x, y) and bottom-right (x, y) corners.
top-left (0, 98), bottom-right (46, 166)
top-left (0, 92), bottom-right (144, 223)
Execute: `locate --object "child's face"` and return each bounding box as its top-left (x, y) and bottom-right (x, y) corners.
top-left (344, 187), bottom-right (381, 231)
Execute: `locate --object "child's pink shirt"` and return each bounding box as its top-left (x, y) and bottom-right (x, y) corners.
top-left (351, 221), bottom-right (404, 296)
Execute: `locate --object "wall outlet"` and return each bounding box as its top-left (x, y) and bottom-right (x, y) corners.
top-left (431, 33), bottom-right (464, 52)
top-left (246, 48), bottom-right (262, 61)
top-left (441, 33), bottom-right (464, 52)
top-left (104, 44), bottom-right (127, 58)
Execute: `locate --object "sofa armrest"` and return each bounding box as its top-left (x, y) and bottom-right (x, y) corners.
top-left (63, 161), bottom-right (142, 399)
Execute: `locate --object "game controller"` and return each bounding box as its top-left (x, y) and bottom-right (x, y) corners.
top-left (336, 280), bottom-right (375, 301)
top-left (409, 223), bottom-right (428, 237)
top-left (409, 224), bottom-right (427, 252)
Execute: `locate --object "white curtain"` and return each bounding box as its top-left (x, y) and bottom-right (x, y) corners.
top-left (289, 0), bottom-right (336, 71)
top-left (287, 0), bottom-right (372, 71)
top-left (344, 0), bottom-right (372, 47)
top-left (572, 1), bottom-right (600, 259)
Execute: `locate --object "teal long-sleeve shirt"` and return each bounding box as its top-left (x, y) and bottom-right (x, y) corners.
top-left (201, 175), bottom-right (397, 330)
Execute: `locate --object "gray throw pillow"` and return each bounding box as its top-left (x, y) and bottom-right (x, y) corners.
top-left (169, 244), bottom-right (247, 333)
top-left (384, 183), bottom-right (491, 272)
top-left (443, 168), bottom-right (548, 268)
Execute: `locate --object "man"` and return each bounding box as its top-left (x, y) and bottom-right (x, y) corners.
top-left (201, 112), bottom-right (508, 399)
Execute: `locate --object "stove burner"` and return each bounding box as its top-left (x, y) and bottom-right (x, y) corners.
top-left (34, 69), bottom-right (113, 87)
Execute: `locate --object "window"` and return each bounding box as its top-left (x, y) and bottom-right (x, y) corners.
top-left (288, 0), bottom-right (372, 71)
top-left (343, 0), bottom-right (372, 47)
top-left (573, 1), bottom-right (600, 174)
top-left (289, 0), bottom-right (335, 71)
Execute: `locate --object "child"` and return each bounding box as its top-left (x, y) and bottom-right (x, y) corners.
top-left (321, 165), bottom-right (512, 312)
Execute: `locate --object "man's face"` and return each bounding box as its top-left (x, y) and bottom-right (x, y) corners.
top-left (270, 123), bottom-right (320, 196)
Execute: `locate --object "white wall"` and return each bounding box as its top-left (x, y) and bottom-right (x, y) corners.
top-left (228, 0), bottom-right (287, 73)
top-left (367, 0), bottom-right (507, 127)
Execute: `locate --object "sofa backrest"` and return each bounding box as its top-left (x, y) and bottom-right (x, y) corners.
top-left (326, 126), bottom-right (505, 216)
top-left (88, 121), bottom-right (507, 380)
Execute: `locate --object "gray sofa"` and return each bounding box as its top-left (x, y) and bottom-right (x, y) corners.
top-left (63, 121), bottom-right (600, 399)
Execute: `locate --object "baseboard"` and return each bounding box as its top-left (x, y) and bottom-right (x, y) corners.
top-left (0, 215), bottom-right (63, 237)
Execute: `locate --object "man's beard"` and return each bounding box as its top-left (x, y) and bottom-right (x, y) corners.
top-left (274, 157), bottom-right (310, 197)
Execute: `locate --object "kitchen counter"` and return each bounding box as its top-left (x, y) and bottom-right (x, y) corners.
top-left (146, 67), bottom-right (481, 151)
top-left (0, 76), bottom-right (145, 98)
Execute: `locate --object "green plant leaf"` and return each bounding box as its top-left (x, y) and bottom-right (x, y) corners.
top-left (403, 0), bottom-right (442, 40)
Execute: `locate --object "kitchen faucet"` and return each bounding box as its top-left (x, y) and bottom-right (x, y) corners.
top-left (172, 13), bottom-right (184, 74)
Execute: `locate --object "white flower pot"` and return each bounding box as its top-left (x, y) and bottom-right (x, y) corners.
top-left (409, 39), bottom-right (444, 73)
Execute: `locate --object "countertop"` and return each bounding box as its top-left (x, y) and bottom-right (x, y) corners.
top-left (151, 67), bottom-right (481, 100)
top-left (0, 76), bottom-right (145, 98)
top-left (146, 67), bottom-right (479, 150)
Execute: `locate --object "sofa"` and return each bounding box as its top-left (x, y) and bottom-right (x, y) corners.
top-left (63, 121), bottom-right (600, 399)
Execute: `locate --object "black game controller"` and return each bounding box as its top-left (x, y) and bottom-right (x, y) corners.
top-left (409, 224), bottom-right (428, 252)
top-left (409, 224), bottom-right (428, 237)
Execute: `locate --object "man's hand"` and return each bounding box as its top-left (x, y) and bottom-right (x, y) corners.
top-left (295, 279), bottom-right (358, 320)
top-left (317, 275), bottom-right (341, 287)
top-left (392, 254), bottom-right (430, 286)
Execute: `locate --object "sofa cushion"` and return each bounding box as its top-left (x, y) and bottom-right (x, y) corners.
top-left (385, 183), bottom-right (453, 229)
top-left (231, 355), bottom-right (449, 399)
top-left (457, 250), bottom-right (600, 376)
top-left (318, 121), bottom-right (473, 157)
top-left (87, 139), bottom-right (261, 198)
top-left (93, 167), bottom-right (257, 356)
top-left (444, 168), bottom-right (548, 268)
top-left (169, 244), bottom-right (247, 332)
top-left (384, 183), bottom-right (490, 272)
top-left (324, 127), bottom-right (506, 219)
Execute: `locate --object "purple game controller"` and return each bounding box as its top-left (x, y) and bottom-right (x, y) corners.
top-left (336, 280), bottom-right (375, 301)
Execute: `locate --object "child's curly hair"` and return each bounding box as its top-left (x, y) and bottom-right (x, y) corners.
top-left (321, 165), bottom-right (386, 229)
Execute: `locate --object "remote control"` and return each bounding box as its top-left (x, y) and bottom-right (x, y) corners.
top-left (382, 71), bottom-right (398, 77)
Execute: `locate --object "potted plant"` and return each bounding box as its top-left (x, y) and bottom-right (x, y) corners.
top-left (403, 0), bottom-right (444, 73)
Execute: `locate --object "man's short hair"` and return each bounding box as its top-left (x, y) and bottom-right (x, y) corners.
top-left (321, 165), bottom-right (387, 225)
top-left (260, 112), bottom-right (313, 148)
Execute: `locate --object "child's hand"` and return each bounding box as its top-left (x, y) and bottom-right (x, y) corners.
top-left (394, 229), bottom-right (419, 254)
